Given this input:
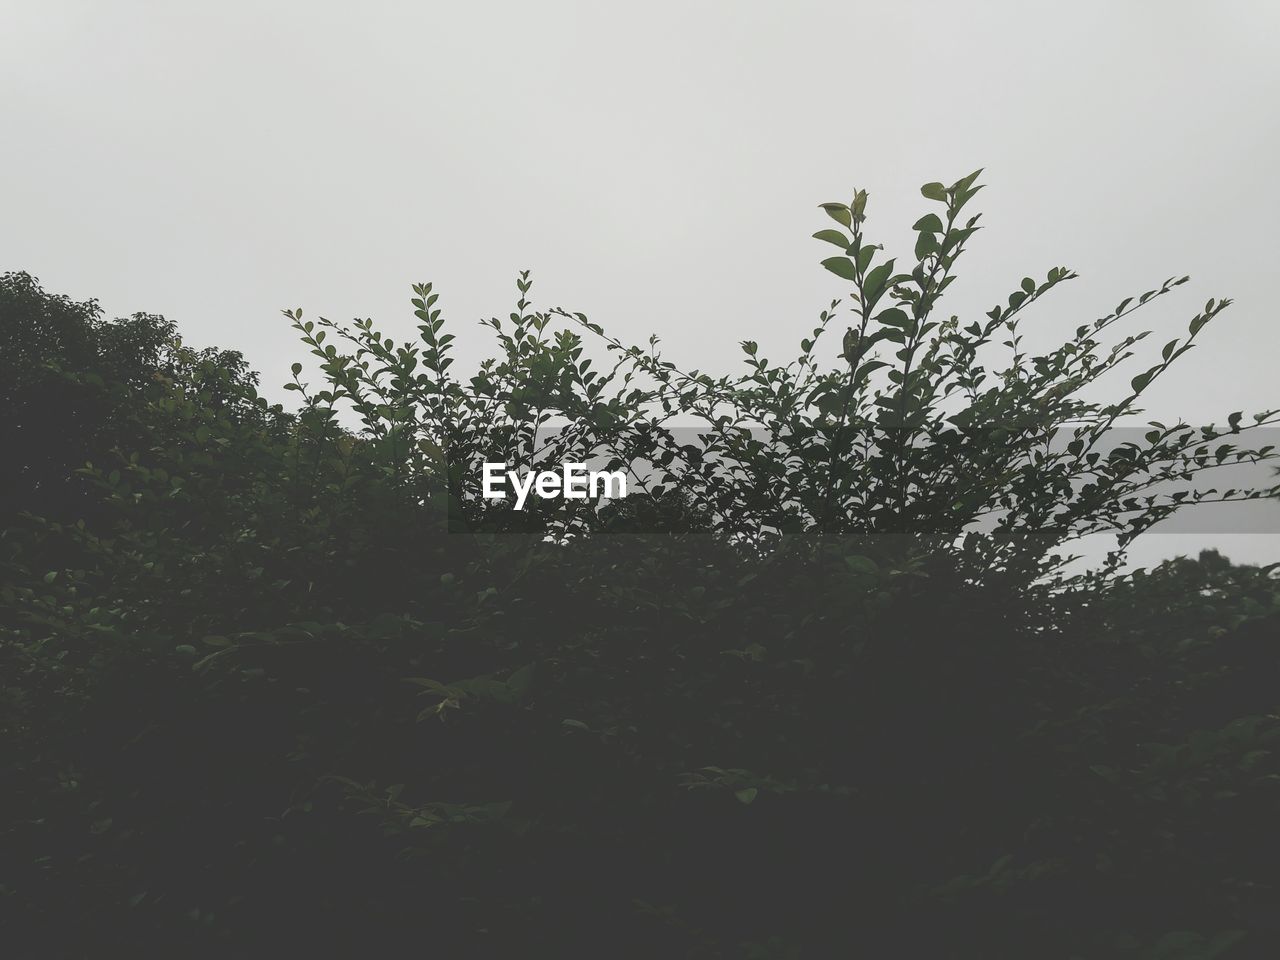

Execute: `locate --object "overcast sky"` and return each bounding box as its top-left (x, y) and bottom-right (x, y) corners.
top-left (4, 0), bottom-right (1279, 567)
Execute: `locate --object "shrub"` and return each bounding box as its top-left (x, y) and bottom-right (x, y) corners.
top-left (3, 173), bottom-right (1279, 958)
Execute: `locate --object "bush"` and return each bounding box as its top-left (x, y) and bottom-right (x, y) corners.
top-left (3, 173), bottom-right (1280, 958)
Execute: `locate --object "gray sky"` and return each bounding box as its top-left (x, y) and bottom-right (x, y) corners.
top-left (4, 0), bottom-right (1279, 568)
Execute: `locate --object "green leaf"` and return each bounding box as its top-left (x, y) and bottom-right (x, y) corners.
top-left (952, 168), bottom-right (984, 193)
top-left (734, 787), bottom-right (758, 805)
top-left (921, 182), bottom-right (947, 201)
top-left (855, 360), bottom-right (890, 380)
top-left (1089, 764), bottom-right (1119, 782)
top-left (912, 213), bottom-right (943, 233)
top-left (821, 257), bottom-right (859, 282)
top-left (844, 555), bottom-right (879, 575)
top-left (864, 260), bottom-right (896, 301)
top-left (1130, 363), bottom-right (1162, 394)
top-left (875, 308), bottom-right (911, 328)
top-left (819, 203), bottom-right (852, 228)
top-left (812, 229), bottom-right (850, 248)
top-left (914, 232), bottom-right (939, 260)
top-left (506, 663), bottom-right (536, 699)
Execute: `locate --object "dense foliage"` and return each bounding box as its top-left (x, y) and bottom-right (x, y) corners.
top-left (3, 173), bottom-right (1280, 959)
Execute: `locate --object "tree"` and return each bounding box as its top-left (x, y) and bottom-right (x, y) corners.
top-left (0, 271), bottom-right (276, 525)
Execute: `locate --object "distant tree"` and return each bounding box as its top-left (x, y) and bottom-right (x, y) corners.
top-left (1, 271), bottom-right (282, 525)
top-left (1, 272), bottom-right (167, 518)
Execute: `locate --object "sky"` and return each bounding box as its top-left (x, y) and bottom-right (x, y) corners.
top-left (4, 0), bottom-right (1279, 568)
